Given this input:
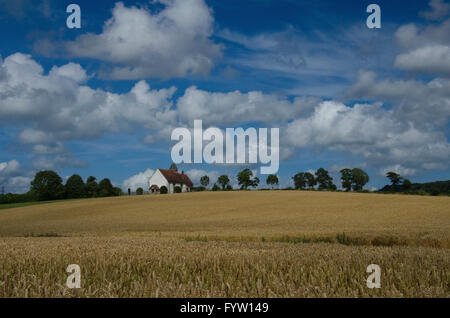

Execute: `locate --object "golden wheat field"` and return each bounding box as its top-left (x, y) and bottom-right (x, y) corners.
top-left (0, 191), bottom-right (449, 297)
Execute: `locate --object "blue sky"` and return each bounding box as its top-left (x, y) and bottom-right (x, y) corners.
top-left (0, 0), bottom-right (449, 192)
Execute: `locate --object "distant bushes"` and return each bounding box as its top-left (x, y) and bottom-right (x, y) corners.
top-left (0, 192), bottom-right (35, 204)
top-left (379, 179), bottom-right (450, 196)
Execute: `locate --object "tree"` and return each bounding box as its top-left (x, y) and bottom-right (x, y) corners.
top-left (266, 174), bottom-right (279, 189)
top-left (98, 178), bottom-right (114, 197)
top-left (386, 172), bottom-right (402, 187)
top-left (217, 175), bottom-right (230, 190)
top-left (226, 184), bottom-right (233, 191)
top-left (136, 187), bottom-right (144, 195)
top-left (160, 186), bottom-right (168, 194)
top-left (292, 172), bottom-right (306, 190)
top-left (30, 170), bottom-right (65, 201)
top-left (174, 186), bottom-right (182, 193)
top-left (212, 184), bottom-right (220, 191)
top-left (402, 179), bottom-right (412, 191)
top-left (304, 172), bottom-right (316, 189)
top-left (113, 187), bottom-right (123, 196)
top-left (65, 174), bottom-right (86, 199)
top-left (200, 175), bottom-right (210, 188)
top-left (128, 188), bottom-right (131, 196)
top-left (351, 168), bottom-right (369, 191)
top-left (340, 168), bottom-right (353, 192)
top-left (253, 177), bottom-right (260, 188)
top-left (86, 176), bottom-right (98, 198)
top-left (237, 169), bottom-right (259, 190)
top-left (315, 168), bottom-right (335, 190)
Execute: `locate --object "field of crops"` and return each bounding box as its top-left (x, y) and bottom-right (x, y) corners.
top-left (0, 191), bottom-right (449, 297)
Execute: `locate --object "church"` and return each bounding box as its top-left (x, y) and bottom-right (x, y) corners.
top-left (148, 164), bottom-right (193, 194)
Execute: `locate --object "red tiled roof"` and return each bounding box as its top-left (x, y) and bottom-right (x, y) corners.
top-left (159, 169), bottom-right (193, 188)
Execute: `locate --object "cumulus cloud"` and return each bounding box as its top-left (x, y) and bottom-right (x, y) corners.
top-left (54, 1), bottom-right (222, 79)
top-left (0, 159), bottom-right (21, 176)
top-left (394, 18), bottom-right (450, 76)
top-left (394, 45), bottom-right (450, 75)
top-left (177, 86), bottom-right (321, 126)
top-left (0, 52), bottom-right (178, 168)
top-left (394, 20), bottom-right (450, 50)
top-left (284, 101), bottom-right (450, 173)
top-left (122, 168), bottom-right (155, 192)
top-left (346, 70), bottom-right (450, 127)
top-left (0, 160), bottom-right (32, 193)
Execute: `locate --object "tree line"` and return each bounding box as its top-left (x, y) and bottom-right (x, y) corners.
top-left (196, 167), bottom-right (448, 196)
top-left (2, 167), bottom-right (447, 205)
top-left (0, 170), bottom-right (122, 204)
top-left (196, 168), bottom-right (274, 191)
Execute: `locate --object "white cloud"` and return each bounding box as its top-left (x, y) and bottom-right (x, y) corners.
top-left (49, 62), bottom-right (89, 83)
top-left (177, 86), bottom-right (321, 126)
top-left (60, 1), bottom-right (222, 79)
top-left (346, 70), bottom-right (450, 127)
top-left (0, 160), bottom-right (20, 175)
top-left (394, 45), bottom-right (450, 75)
top-left (122, 168), bottom-right (155, 192)
top-left (394, 18), bottom-right (450, 77)
top-left (0, 160), bottom-right (31, 193)
top-left (0, 52), bottom-right (178, 168)
top-left (395, 20), bottom-right (450, 50)
top-left (284, 101), bottom-right (450, 174)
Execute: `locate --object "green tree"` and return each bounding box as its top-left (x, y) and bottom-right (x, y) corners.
top-left (128, 188), bottom-right (131, 196)
top-left (340, 168), bottom-right (353, 192)
top-left (226, 184), bottom-right (233, 191)
top-left (402, 179), bottom-right (412, 191)
top-left (65, 174), bottom-right (86, 199)
top-left (212, 184), bottom-right (220, 191)
top-left (304, 172), bottom-right (316, 189)
top-left (113, 187), bottom-right (123, 196)
top-left (136, 187), bottom-right (144, 195)
top-left (386, 172), bottom-right (402, 187)
top-left (98, 178), bottom-right (114, 197)
top-left (30, 170), bottom-right (65, 201)
top-left (86, 176), bottom-right (98, 198)
top-left (174, 186), bottom-right (182, 193)
top-left (217, 175), bottom-right (230, 190)
top-left (292, 172), bottom-right (306, 190)
top-left (351, 168), bottom-right (370, 191)
top-left (315, 168), bottom-right (335, 190)
top-left (237, 169), bottom-right (259, 190)
top-left (266, 174), bottom-right (279, 189)
top-left (200, 175), bottom-right (210, 188)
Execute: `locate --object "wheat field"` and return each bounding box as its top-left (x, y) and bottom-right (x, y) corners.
top-left (0, 191), bottom-right (449, 297)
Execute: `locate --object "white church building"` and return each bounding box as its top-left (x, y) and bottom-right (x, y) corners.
top-left (148, 164), bottom-right (193, 194)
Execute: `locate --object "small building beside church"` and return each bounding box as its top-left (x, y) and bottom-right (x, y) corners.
top-left (148, 164), bottom-right (193, 194)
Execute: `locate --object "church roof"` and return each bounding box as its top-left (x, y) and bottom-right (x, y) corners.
top-left (159, 169), bottom-right (193, 188)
